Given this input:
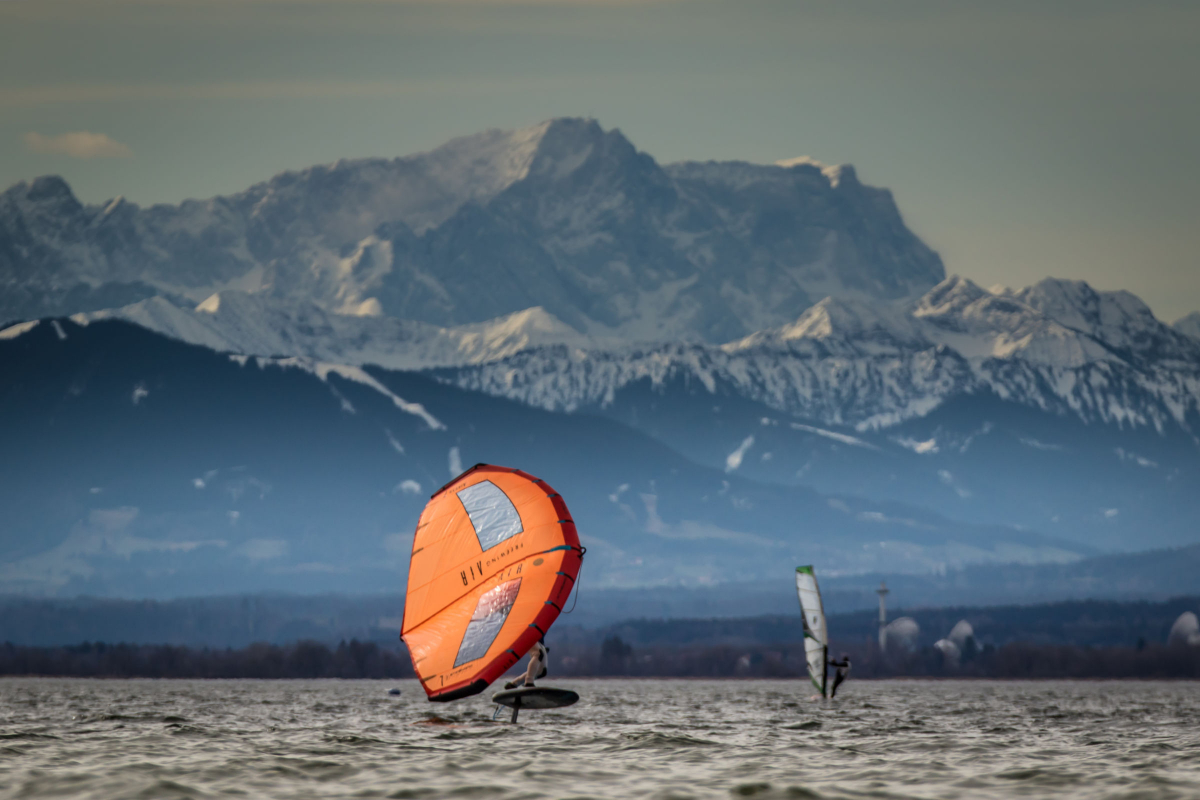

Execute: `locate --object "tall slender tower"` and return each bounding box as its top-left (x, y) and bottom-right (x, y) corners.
top-left (876, 581), bottom-right (889, 650)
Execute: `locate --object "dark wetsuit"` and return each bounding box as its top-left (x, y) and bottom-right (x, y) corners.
top-left (828, 656), bottom-right (851, 697)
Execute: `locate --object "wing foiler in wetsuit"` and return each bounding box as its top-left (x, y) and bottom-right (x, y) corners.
top-left (828, 654), bottom-right (851, 698)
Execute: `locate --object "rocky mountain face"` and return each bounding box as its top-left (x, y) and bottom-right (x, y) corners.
top-left (0, 119), bottom-right (943, 342)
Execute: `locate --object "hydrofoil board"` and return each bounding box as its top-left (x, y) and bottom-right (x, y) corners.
top-left (492, 686), bottom-right (579, 710)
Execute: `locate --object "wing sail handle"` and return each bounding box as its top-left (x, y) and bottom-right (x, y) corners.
top-left (402, 464), bottom-right (583, 702)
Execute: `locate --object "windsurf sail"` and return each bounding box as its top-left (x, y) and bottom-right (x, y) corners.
top-left (402, 464), bottom-right (584, 702)
top-left (795, 565), bottom-right (828, 696)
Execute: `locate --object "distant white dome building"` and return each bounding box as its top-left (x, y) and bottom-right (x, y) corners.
top-left (1168, 612), bottom-right (1200, 646)
top-left (934, 638), bottom-right (961, 666)
top-left (882, 617), bottom-right (920, 652)
top-left (948, 620), bottom-right (975, 649)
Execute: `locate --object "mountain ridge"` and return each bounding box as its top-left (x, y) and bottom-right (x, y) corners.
top-left (16, 269), bottom-right (1197, 440)
top-left (0, 117), bottom-right (945, 341)
top-left (438, 274), bottom-right (1200, 435)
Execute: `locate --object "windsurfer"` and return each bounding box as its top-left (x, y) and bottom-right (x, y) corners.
top-left (828, 653), bottom-right (851, 697)
top-left (504, 639), bottom-right (549, 689)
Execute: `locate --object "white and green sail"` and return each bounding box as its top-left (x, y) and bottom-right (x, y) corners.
top-left (795, 565), bottom-right (828, 696)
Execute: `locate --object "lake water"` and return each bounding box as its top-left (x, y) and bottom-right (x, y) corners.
top-left (2, 678), bottom-right (1198, 799)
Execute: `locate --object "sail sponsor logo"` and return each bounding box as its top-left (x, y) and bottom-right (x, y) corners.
top-left (486, 541), bottom-right (524, 566)
top-left (461, 560), bottom-right (484, 586)
top-left (437, 662), bottom-right (478, 685)
top-left (460, 554), bottom-right (525, 587)
top-left (483, 541), bottom-right (525, 571)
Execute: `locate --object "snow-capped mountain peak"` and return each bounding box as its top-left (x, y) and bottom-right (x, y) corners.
top-left (778, 297), bottom-right (880, 341)
top-left (773, 156), bottom-right (858, 189)
top-left (436, 306), bottom-right (593, 364)
top-left (911, 276), bottom-right (1113, 366)
top-left (409, 117), bottom-right (614, 210)
top-left (1013, 278), bottom-right (1151, 334)
top-left (1174, 311), bottom-right (1200, 340)
top-left (453, 305), bottom-right (589, 348)
top-left (727, 296), bottom-right (925, 356)
top-left (1012, 278), bottom-right (1195, 361)
top-left (912, 275), bottom-right (991, 321)
top-left (195, 293), bottom-right (224, 314)
top-left (412, 121), bottom-right (549, 214)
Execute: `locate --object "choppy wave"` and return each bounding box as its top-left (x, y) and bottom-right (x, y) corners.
top-left (2, 678), bottom-right (1199, 799)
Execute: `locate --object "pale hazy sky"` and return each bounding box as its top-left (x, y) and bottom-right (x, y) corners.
top-left (2, 0), bottom-right (1198, 320)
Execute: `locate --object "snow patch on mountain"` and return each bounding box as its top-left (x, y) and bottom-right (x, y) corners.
top-left (896, 437), bottom-right (939, 454)
top-left (789, 423), bottom-right (879, 450)
top-left (725, 436), bottom-right (755, 472)
top-left (0, 320), bottom-right (39, 340)
top-left (1115, 447), bottom-right (1158, 468)
top-left (233, 355), bottom-right (445, 430)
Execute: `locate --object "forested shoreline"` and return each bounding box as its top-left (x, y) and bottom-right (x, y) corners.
top-left (3, 638), bottom-right (1199, 680)
top-left (0, 640), bottom-right (413, 679)
top-left (5, 595), bottom-right (1197, 650)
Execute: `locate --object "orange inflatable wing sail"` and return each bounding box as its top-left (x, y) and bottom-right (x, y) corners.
top-left (401, 464), bottom-right (583, 701)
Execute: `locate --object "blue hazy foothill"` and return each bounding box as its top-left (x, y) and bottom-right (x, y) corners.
top-left (0, 318), bottom-right (1061, 597)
